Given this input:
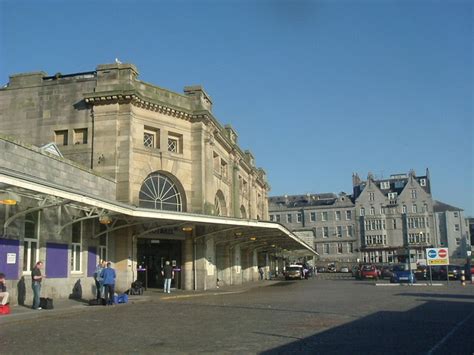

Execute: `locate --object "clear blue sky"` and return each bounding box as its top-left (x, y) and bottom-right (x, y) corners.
top-left (1, 0), bottom-right (472, 216)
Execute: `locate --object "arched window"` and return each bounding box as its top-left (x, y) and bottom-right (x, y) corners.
top-left (139, 172), bottom-right (183, 211)
top-left (240, 205), bottom-right (247, 219)
top-left (214, 190), bottom-right (227, 216)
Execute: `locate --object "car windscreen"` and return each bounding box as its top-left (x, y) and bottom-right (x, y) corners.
top-left (287, 267), bottom-right (301, 271)
top-left (393, 265), bottom-right (407, 271)
top-left (362, 265), bottom-right (374, 271)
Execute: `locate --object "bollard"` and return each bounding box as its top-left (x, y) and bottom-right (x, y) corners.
top-left (460, 270), bottom-right (465, 286)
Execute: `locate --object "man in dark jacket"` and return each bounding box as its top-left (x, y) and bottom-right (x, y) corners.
top-left (0, 272), bottom-right (9, 305)
top-left (32, 261), bottom-right (45, 310)
top-left (161, 261), bottom-right (174, 293)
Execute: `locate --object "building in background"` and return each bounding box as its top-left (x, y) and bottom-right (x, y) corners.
top-left (269, 193), bottom-right (357, 264)
top-left (433, 201), bottom-right (471, 263)
top-left (353, 170), bottom-right (435, 264)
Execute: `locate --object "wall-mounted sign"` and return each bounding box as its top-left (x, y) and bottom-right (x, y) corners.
top-left (6, 253), bottom-right (16, 264)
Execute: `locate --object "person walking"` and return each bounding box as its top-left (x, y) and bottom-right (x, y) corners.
top-left (161, 261), bottom-right (174, 294)
top-left (0, 273), bottom-right (9, 305)
top-left (100, 262), bottom-right (116, 305)
top-left (31, 261), bottom-right (45, 310)
top-left (258, 266), bottom-right (264, 280)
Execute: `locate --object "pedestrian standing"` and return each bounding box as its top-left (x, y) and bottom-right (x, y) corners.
top-left (0, 273), bottom-right (9, 305)
top-left (161, 261), bottom-right (174, 293)
top-left (100, 262), bottom-right (116, 305)
top-left (31, 261), bottom-right (45, 310)
top-left (94, 260), bottom-right (106, 300)
top-left (258, 266), bottom-right (264, 280)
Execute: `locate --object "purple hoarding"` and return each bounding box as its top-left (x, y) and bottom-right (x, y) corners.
top-left (0, 238), bottom-right (20, 279)
top-left (46, 242), bottom-right (68, 278)
top-left (88, 247), bottom-right (97, 277)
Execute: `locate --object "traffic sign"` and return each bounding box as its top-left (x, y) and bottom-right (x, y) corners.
top-left (426, 248), bottom-right (449, 266)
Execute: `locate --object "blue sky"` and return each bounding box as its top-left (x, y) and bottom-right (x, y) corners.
top-left (1, 0), bottom-right (472, 215)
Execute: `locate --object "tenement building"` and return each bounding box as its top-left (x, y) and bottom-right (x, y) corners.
top-left (353, 170), bottom-right (435, 264)
top-left (0, 63), bottom-right (315, 303)
top-left (268, 193), bottom-right (358, 264)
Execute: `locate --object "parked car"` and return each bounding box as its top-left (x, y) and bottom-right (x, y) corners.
top-left (317, 266), bottom-right (326, 273)
top-left (390, 264), bottom-right (416, 284)
top-left (360, 264), bottom-right (379, 280)
top-left (427, 265), bottom-right (462, 280)
top-left (339, 266), bottom-right (350, 273)
top-left (327, 263), bottom-right (337, 273)
top-left (284, 265), bottom-right (304, 280)
top-left (381, 265), bottom-right (394, 279)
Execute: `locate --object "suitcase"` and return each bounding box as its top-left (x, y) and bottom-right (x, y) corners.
top-left (39, 297), bottom-right (54, 309)
top-left (0, 304), bottom-right (10, 315)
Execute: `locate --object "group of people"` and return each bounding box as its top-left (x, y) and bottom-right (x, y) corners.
top-left (94, 260), bottom-right (116, 305)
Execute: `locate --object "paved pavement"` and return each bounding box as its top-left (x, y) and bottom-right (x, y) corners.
top-left (1, 277), bottom-right (473, 354)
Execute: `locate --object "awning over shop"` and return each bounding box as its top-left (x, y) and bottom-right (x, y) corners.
top-left (0, 167), bottom-right (317, 256)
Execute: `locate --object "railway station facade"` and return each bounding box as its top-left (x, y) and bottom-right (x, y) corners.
top-left (0, 63), bottom-right (315, 303)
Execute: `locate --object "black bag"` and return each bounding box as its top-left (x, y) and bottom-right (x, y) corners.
top-left (40, 297), bottom-right (54, 309)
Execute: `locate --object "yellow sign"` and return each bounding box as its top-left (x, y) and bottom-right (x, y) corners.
top-left (428, 259), bottom-right (448, 266)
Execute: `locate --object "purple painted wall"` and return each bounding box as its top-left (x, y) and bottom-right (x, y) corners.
top-left (46, 242), bottom-right (68, 278)
top-left (88, 247), bottom-right (97, 277)
top-left (0, 238), bottom-right (20, 279)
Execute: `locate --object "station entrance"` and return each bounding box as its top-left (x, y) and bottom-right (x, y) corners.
top-left (136, 238), bottom-right (182, 289)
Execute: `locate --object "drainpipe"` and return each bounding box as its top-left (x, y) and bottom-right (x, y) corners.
top-left (90, 106), bottom-right (95, 169)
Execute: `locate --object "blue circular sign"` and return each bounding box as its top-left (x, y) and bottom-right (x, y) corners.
top-left (427, 249), bottom-right (437, 258)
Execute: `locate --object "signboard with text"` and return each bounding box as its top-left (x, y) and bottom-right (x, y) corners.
top-left (426, 248), bottom-right (449, 265)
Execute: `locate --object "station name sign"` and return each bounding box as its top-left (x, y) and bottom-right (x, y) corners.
top-left (426, 248), bottom-right (449, 266)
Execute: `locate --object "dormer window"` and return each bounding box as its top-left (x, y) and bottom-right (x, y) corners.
top-left (420, 178), bottom-right (426, 186)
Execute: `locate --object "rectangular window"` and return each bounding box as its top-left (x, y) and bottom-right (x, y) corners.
top-left (310, 212), bottom-right (316, 222)
top-left (276, 215), bottom-right (281, 222)
top-left (402, 205), bottom-right (407, 214)
top-left (347, 225), bottom-right (353, 237)
top-left (270, 215), bottom-right (274, 222)
top-left (73, 128), bottom-right (88, 145)
top-left (348, 243), bottom-right (353, 253)
top-left (453, 211), bottom-right (458, 218)
top-left (412, 204), bottom-right (417, 213)
top-left (168, 133), bottom-right (183, 153)
top-left (335, 211), bottom-right (341, 221)
top-left (23, 212), bottom-right (40, 273)
top-left (388, 192), bottom-right (397, 200)
top-left (454, 224), bottom-right (459, 232)
top-left (144, 127), bottom-right (159, 148)
top-left (54, 130), bottom-right (68, 146)
top-left (419, 178), bottom-right (426, 187)
top-left (71, 221), bottom-right (82, 273)
top-left (346, 210), bottom-right (352, 220)
top-left (321, 212), bottom-right (328, 221)
top-left (370, 207), bottom-right (375, 215)
top-left (323, 227), bottom-right (329, 238)
top-left (380, 181), bottom-right (390, 189)
top-left (99, 224), bottom-right (108, 261)
top-left (324, 244), bottom-right (330, 254)
top-left (337, 243), bottom-right (343, 254)
top-left (296, 213), bottom-right (302, 223)
top-left (360, 208), bottom-right (365, 216)
top-left (411, 189), bottom-right (417, 199)
top-left (337, 226), bottom-right (343, 237)
top-left (287, 214), bottom-right (292, 223)
top-left (369, 192), bottom-right (375, 201)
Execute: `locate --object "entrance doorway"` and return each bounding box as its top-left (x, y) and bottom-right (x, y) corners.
top-left (136, 238), bottom-right (182, 289)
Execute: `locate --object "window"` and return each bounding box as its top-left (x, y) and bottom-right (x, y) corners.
top-left (453, 211), bottom-right (458, 218)
top-left (360, 207), bottom-right (365, 216)
top-left (144, 127), bottom-right (159, 148)
top-left (412, 204), bottom-right (417, 213)
top-left (270, 215), bottom-right (274, 222)
top-left (276, 215), bottom-right (281, 222)
top-left (393, 219), bottom-right (397, 229)
top-left (348, 243), bottom-right (353, 253)
top-left (321, 212), bottom-right (328, 221)
top-left (454, 224), bottom-right (459, 232)
top-left (71, 221), bottom-right (82, 273)
top-left (388, 192), bottom-right (397, 200)
top-left (168, 133), bottom-right (182, 153)
top-left (347, 225), bottom-right (353, 237)
top-left (370, 207), bottom-right (375, 215)
top-left (369, 192), bottom-right (375, 201)
top-left (395, 181), bottom-right (405, 188)
top-left (322, 227), bottom-right (329, 238)
top-left (346, 210), bottom-right (352, 220)
top-left (380, 207), bottom-right (385, 215)
top-left (456, 238), bottom-right (461, 246)
top-left (310, 212), bottom-right (316, 222)
top-left (337, 243), bottom-right (343, 254)
top-left (287, 214), bottom-right (292, 223)
top-left (297, 213), bottom-right (302, 223)
top-left (380, 181), bottom-right (390, 189)
top-left (324, 244), bottom-right (330, 254)
top-left (337, 226), bottom-right (343, 238)
top-left (419, 178), bottom-right (426, 186)
top-left (139, 172), bottom-right (183, 211)
top-left (402, 205), bottom-right (407, 214)
top-left (411, 189), bottom-right (417, 199)
top-left (73, 128), bottom-right (88, 145)
top-left (23, 212), bottom-right (40, 273)
top-left (54, 130), bottom-right (68, 146)
top-left (335, 211), bottom-right (341, 221)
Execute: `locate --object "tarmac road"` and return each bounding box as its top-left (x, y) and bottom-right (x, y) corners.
top-left (1, 278), bottom-right (473, 354)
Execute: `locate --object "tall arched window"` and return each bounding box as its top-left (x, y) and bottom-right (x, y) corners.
top-left (240, 205), bottom-right (247, 219)
top-left (139, 172), bottom-right (183, 211)
top-left (214, 190), bottom-right (227, 216)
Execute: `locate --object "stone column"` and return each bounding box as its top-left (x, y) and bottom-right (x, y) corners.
top-left (182, 236), bottom-right (194, 290)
